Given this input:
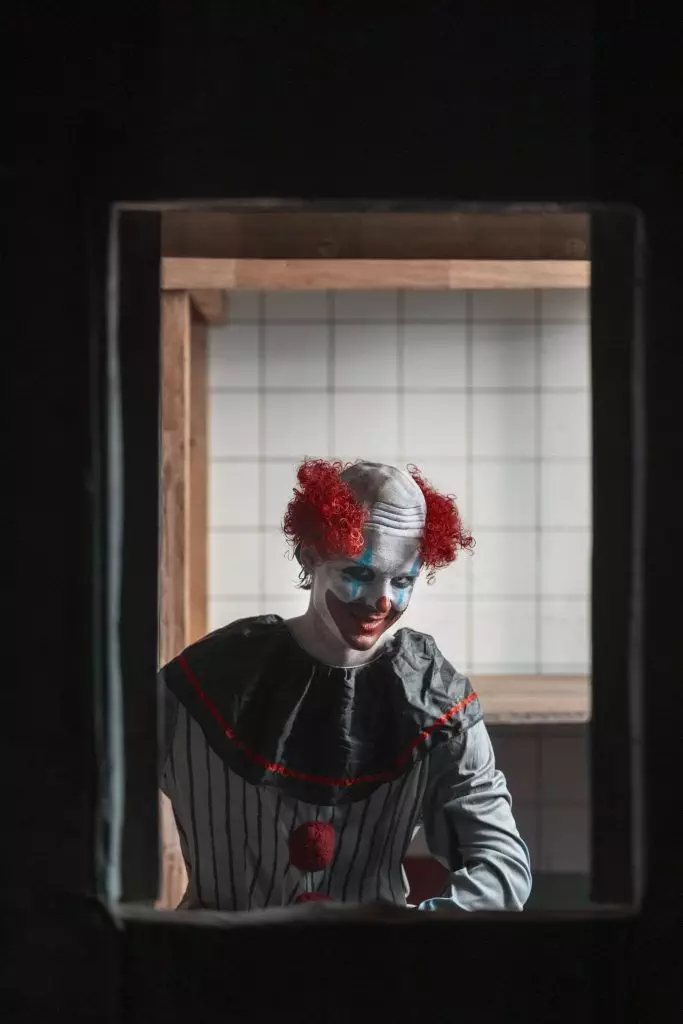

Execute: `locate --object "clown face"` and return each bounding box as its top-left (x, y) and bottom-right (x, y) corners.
top-left (308, 530), bottom-right (422, 655)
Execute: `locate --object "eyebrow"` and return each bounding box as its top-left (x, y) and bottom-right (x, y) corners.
top-left (344, 564), bottom-right (418, 579)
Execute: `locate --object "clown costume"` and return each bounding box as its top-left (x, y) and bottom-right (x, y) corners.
top-left (159, 459), bottom-right (532, 911)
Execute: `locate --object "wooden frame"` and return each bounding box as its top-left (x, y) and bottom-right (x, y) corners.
top-left (161, 210), bottom-right (590, 260)
top-left (162, 257), bottom-right (590, 291)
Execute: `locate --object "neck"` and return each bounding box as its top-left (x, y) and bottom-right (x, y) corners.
top-left (286, 609), bottom-right (388, 668)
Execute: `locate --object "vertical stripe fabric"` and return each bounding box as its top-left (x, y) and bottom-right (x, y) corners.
top-left (164, 709), bottom-right (428, 911)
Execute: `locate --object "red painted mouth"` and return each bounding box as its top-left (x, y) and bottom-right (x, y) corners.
top-left (325, 591), bottom-right (402, 649)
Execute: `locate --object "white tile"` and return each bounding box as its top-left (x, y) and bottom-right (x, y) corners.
top-left (427, 556), bottom-right (469, 597)
top-left (472, 323), bottom-right (536, 387)
top-left (333, 291), bottom-right (398, 320)
top-left (225, 291), bottom-right (260, 321)
top-left (541, 392), bottom-right (591, 458)
top-left (403, 323), bottom-right (467, 388)
top-left (334, 392), bottom-right (399, 461)
top-left (541, 289), bottom-right (590, 322)
top-left (266, 593), bottom-right (311, 620)
top-left (541, 735), bottom-right (589, 803)
top-left (208, 324), bottom-right (259, 388)
top-left (540, 598), bottom-right (590, 673)
top-left (472, 599), bottom-right (536, 670)
top-left (491, 736), bottom-right (540, 803)
top-left (264, 392), bottom-right (329, 456)
top-left (540, 530), bottom-right (592, 597)
top-left (208, 598), bottom-right (259, 632)
top-left (331, 452), bottom-right (398, 469)
top-left (472, 393), bottom-right (536, 457)
top-left (471, 530), bottom-right (536, 597)
top-left (335, 323), bottom-right (398, 388)
top-left (403, 393), bottom-right (467, 458)
top-left (208, 532), bottom-right (260, 597)
top-left (209, 461), bottom-right (259, 528)
top-left (471, 461), bottom-right (536, 528)
top-left (404, 594), bottom-right (468, 670)
top-left (404, 291), bottom-right (467, 321)
top-left (208, 596), bottom-right (309, 631)
top-left (541, 461), bottom-right (592, 529)
top-left (209, 392), bottom-right (260, 457)
top-left (264, 323), bottom-right (328, 387)
top-left (540, 806), bottom-right (590, 872)
top-left (264, 291), bottom-right (327, 320)
top-left (264, 531), bottom-right (301, 596)
top-left (541, 322), bottom-right (590, 389)
top-left (405, 458), bottom-right (470, 519)
top-left (472, 290), bottom-right (535, 320)
top-left (264, 460), bottom-right (301, 529)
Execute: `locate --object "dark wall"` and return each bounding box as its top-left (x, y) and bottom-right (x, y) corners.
top-left (10, 6), bottom-right (681, 1022)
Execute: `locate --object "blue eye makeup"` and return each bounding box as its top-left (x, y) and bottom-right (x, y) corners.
top-left (392, 576), bottom-right (417, 590)
top-left (342, 566), bottom-right (375, 583)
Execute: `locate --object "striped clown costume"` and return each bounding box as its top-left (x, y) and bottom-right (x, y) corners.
top-left (160, 459), bottom-right (532, 911)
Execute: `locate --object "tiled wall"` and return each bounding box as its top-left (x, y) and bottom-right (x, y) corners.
top-left (207, 288), bottom-right (591, 677)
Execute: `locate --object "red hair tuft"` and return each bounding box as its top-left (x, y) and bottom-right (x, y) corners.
top-left (409, 466), bottom-right (474, 579)
top-left (283, 459), bottom-right (367, 565)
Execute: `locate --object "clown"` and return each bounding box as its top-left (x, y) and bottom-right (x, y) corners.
top-left (160, 459), bottom-right (531, 911)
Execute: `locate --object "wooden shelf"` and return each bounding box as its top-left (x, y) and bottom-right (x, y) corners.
top-left (469, 675), bottom-right (590, 724)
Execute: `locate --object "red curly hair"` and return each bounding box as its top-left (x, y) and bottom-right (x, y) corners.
top-left (408, 465), bottom-right (475, 581)
top-left (283, 459), bottom-right (367, 575)
top-left (283, 458), bottom-right (474, 587)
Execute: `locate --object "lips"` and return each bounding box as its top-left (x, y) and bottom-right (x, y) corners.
top-left (325, 591), bottom-right (400, 648)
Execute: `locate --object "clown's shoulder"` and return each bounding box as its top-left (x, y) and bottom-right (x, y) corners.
top-left (162, 615), bottom-right (484, 735)
top-left (162, 614), bottom-right (285, 680)
top-left (391, 625), bottom-right (485, 734)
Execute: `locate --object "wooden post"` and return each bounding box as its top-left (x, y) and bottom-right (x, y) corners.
top-left (159, 291), bottom-right (191, 666)
top-left (158, 290), bottom-right (191, 909)
top-left (157, 290), bottom-right (218, 909)
top-left (188, 317), bottom-right (208, 645)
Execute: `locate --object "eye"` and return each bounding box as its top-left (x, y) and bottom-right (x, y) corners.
top-left (342, 566), bottom-right (374, 583)
top-left (392, 576), bottom-right (417, 590)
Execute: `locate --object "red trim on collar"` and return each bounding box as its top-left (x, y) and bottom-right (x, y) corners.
top-left (177, 653), bottom-right (478, 788)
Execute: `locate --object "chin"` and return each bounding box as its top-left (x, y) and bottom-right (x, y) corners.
top-left (343, 631), bottom-right (382, 651)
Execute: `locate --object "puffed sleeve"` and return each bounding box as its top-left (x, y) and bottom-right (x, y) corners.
top-left (417, 719), bottom-right (532, 911)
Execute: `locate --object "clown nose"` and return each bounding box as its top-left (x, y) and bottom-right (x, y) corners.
top-left (376, 596), bottom-right (391, 614)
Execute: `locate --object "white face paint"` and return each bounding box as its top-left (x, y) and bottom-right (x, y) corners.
top-left (308, 528), bottom-right (422, 656)
top-left (290, 461), bottom-right (427, 666)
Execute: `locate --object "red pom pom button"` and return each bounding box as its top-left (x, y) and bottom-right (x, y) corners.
top-left (289, 821), bottom-right (336, 872)
top-left (295, 893), bottom-right (332, 904)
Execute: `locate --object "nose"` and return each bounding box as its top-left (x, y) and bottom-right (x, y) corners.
top-left (375, 596), bottom-right (391, 614)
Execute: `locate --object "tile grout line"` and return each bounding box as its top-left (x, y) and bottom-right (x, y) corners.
top-left (257, 291), bottom-right (267, 606)
top-left (465, 290), bottom-right (474, 673)
top-left (327, 290), bottom-right (336, 457)
top-left (397, 290), bottom-right (405, 464)
top-left (534, 289), bottom-right (543, 675)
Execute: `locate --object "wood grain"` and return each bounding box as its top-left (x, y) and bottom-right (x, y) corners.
top-left (470, 675), bottom-right (590, 722)
top-left (159, 291), bottom-right (191, 667)
top-left (188, 318), bottom-right (207, 646)
top-left (158, 290), bottom-right (193, 909)
top-left (189, 288), bottom-right (229, 324)
top-left (162, 211), bottom-right (590, 260)
top-left (162, 257), bottom-right (590, 291)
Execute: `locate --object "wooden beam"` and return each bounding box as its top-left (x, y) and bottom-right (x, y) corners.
top-left (162, 211), bottom-right (590, 260)
top-left (159, 291), bottom-right (191, 666)
top-left (162, 257), bottom-right (590, 291)
top-left (188, 316), bottom-right (208, 645)
top-left (470, 675), bottom-right (590, 723)
top-left (189, 288), bottom-right (229, 324)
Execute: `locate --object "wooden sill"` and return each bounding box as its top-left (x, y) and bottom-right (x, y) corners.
top-left (469, 675), bottom-right (590, 724)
